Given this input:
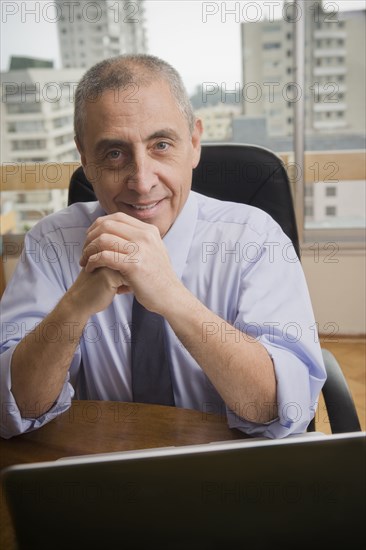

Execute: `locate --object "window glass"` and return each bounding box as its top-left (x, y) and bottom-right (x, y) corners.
top-left (0, 0), bottom-right (364, 238)
top-left (304, 2), bottom-right (365, 231)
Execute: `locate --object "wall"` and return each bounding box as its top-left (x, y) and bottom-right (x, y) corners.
top-left (302, 249), bottom-right (366, 336)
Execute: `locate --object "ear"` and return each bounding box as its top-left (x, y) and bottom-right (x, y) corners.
top-left (191, 118), bottom-right (203, 169)
top-left (75, 136), bottom-right (87, 168)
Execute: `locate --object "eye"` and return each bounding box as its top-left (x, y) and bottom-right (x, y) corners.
top-left (155, 141), bottom-right (170, 151)
top-left (107, 150), bottom-right (122, 160)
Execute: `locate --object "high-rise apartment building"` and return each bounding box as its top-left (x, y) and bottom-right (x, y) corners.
top-left (241, 1), bottom-right (365, 137)
top-left (194, 104), bottom-right (242, 141)
top-left (1, 61), bottom-right (83, 231)
top-left (1, 64), bottom-right (83, 163)
top-left (56, 0), bottom-right (147, 69)
top-left (238, 2), bottom-right (365, 230)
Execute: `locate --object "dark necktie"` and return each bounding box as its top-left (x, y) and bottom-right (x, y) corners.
top-left (131, 297), bottom-right (175, 406)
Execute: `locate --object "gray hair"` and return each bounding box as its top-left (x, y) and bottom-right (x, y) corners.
top-left (74, 54), bottom-right (195, 144)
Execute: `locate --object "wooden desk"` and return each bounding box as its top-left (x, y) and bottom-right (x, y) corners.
top-left (0, 400), bottom-right (245, 549)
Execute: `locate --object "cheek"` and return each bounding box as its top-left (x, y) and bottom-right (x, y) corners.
top-left (90, 180), bottom-right (115, 209)
top-left (92, 169), bottom-right (122, 194)
top-left (92, 189), bottom-right (119, 215)
top-left (168, 172), bottom-right (192, 213)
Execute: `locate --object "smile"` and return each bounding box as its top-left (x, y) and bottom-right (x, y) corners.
top-left (130, 202), bottom-right (159, 210)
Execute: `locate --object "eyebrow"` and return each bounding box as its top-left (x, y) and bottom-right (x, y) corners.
top-left (147, 128), bottom-right (181, 142)
top-left (95, 128), bottom-right (181, 154)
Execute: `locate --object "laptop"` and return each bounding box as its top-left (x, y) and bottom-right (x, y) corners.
top-left (2, 432), bottom-right (365, 550)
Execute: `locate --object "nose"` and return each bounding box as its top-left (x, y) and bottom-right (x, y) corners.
top-left (126, 150), bottom-right (158, 194)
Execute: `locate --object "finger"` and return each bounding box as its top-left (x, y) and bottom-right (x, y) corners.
top-left (80, 234), bottom-right (135, 267)
top-left (84, 250), bottom-right (132, 275)
top-left (82, 224), bottom-right (146, 263)
top-left (87, 212), bottom-right (149, 238)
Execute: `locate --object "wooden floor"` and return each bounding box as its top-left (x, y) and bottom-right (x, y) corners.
top-left (316, 338), bottom-right (365, 434)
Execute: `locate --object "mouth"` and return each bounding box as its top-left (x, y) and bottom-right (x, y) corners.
top-left (129, 201), bottom-right (160, 211)
top-left (121, 199), bottom-right (165, 219)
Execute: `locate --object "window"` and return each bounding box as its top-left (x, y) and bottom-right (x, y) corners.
top-left (263, 42), bottom-right (281, 50)
top-left (305, 186), bottom-right (314, 197)
top-left (1, 0), bottom-right (364, 245)
top-left (11, 139), bottom-right (46, 151)
top-left (264, 24), bottom-right (281, 32)
top-left (305, 205), bottom-right (314, 217)
top-left (7, 121), bottom-right (45, 133)
top-left (296, 5), bottom-right (365, 240)
top-left (326, 187), bottom-right (337, 197)
top-left (6, 103), bottom-right (42, 114)
top-left (325, 206), bottom-right (337, 216)
top-left (53, 116), bottom-right (73, 129)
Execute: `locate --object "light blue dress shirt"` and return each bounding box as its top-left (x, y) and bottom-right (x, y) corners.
top-left (0, 191), bottom-right (326, 439)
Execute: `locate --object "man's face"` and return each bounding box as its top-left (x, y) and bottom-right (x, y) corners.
top-left (76, 81), bottom-right (202, 237)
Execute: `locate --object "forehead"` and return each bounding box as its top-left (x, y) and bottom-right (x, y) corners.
top-left (83, 80), bottom-right (188, 140)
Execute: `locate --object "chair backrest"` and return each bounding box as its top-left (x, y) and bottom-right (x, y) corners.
top-left (68, 165), bottom-right (95, 204)
top-left (68, 143), bottom-right (300, 258)
top-left (191, 143), bottom-right (300, 257)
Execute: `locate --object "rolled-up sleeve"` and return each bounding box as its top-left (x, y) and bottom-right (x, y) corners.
top-left (225, 228), bottom-right (326, 438)
top-left (0, 231), bottom-right (79, 438)
top-left (0, 345), bottom-right (75, 439)
top-left (227, 343), bottom-right (325, 438)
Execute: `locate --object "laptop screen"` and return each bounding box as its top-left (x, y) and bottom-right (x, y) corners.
top-left (2, 432), bottom-right (365, 550)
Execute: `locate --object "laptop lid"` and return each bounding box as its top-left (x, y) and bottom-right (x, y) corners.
top-left (2, 432), bottom-right (365, 550)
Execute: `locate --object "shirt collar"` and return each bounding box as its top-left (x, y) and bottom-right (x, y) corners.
top-left (163, 191), bottom-right (198, 279)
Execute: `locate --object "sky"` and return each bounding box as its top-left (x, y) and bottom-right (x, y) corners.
top-left (1, 0), bottom-right (365, 95)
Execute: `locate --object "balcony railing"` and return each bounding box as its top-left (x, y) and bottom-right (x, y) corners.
top-left (1, 150), bottom-right (365, 238)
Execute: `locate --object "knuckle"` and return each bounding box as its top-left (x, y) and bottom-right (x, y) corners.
top-left (100, 219), bottom-right (114, 232)
top-left (114, 212), bottom-right (127, 223)
top-left (98, 233), bottom-right (109, 247)
top-left (145, 225), bottom-right (159, 243)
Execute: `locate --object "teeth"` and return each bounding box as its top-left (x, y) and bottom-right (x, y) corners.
top-left (131, 202), bottom-right (158, 210)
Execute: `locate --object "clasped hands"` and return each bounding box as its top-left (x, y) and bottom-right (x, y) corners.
top-left (75, 212), bottom-right (180, 316)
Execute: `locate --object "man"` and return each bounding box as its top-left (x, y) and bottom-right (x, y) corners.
top-left (0, 55), bottom-right (325, 439)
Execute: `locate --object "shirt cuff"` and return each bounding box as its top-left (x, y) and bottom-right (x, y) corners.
top-left (0, 345), bottom-right (74, 439)
top-left (225, 345), bottom-right (320, 439)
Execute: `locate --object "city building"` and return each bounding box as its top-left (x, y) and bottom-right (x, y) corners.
top-left (1, 59), bottom-right (83, 232)
top-left (237, 1), bottom-right (365, 230)
top-left (1, 61), bottom-right (83, 164)
top-left (305, 178), bottom-right (366, 229)
top-left (240, 0), bottom-right (366, 137)
top-left (56, 0), bottom-right (147, 69)
top-left (194, 104), bottom-right (242, 141)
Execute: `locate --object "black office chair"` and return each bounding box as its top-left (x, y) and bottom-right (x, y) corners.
top-left (68, 143), bottom-right (361, 434)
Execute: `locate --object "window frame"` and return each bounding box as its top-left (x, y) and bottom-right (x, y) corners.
top-left (293, 0), bottom-right (365, 250)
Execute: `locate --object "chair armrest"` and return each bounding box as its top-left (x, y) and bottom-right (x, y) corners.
top-left (321, 348), bottom-right (361, 434)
